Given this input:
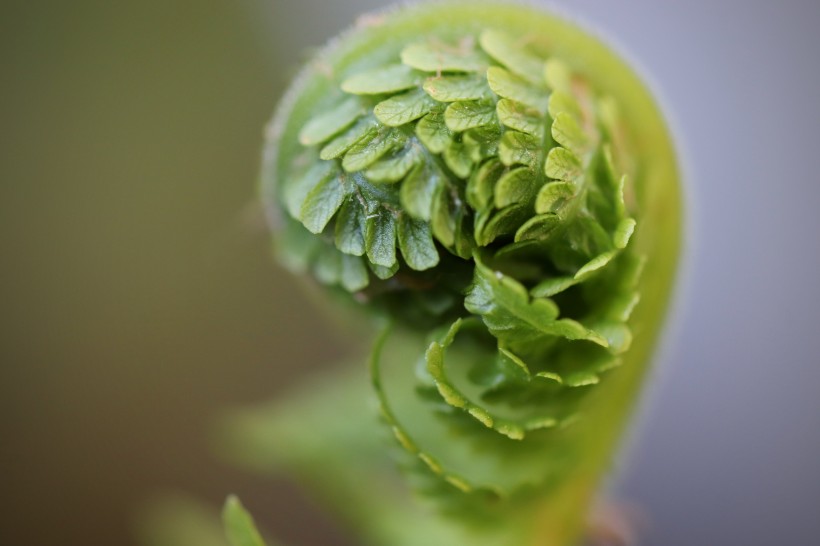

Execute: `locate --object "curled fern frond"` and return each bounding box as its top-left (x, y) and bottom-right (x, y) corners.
top-left (261, 3), bottom-right (681, 545)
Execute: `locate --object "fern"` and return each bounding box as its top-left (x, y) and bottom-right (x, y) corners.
top-left (226, 3), bottom-right (681, 545)
top-left (222, 496), bottom-right (269, 546)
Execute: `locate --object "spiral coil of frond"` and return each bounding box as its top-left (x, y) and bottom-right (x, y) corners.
top-left (260, 3), bottom-right (681, 544)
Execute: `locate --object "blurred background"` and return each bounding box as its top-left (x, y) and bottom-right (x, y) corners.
top-left (1, 1), bottom-right (818, 545)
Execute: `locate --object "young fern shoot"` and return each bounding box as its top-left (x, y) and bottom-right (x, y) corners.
top-left (246, 3), bottom-right (682, 545)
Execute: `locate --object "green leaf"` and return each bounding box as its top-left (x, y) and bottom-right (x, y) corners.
top-left (554, 215), bottom-right (614, 266)
top-left (364, 141), bottom-right (423, 183)
top-left (476, 204), bottom-right (529, 246)
top-left (300, 172), bottom-right (348, 234)
top-left (491, 238), bottom-right (542, 261)
top-left (341, 63), bottom-right (420, 95)
top-left (496, 99), bottom-right (544, 137)
top-left (613, 218), bottom-right (636, 249)
top-left (543, 59), bottom-right (572, 92)
top-left (495, 347), bottom-right (535, 384)
top-left (544, 345), bottom-right (622, 387)
top-left (368, 259), bottom-right (399, 280)
top-left (465, 261), bottom-right (556, 340)
top-left (463, 125), bottom-right (501, 162)
top-left (575, 250), bottom-right (618, 279)
top-left (370, 326), bottom-right (578, 495)
top-left (319, 119), bottom-right (376, 160)
top-left (515, 213), bottom-right (560, 242)
top-left (400, 163), bottom-right (441, 221)
top-left (452, 209), bottom-right (475, 259)
top-left (479, 29), bottom-right (544, 83)
top-left (430, 183), bottom-right (472, 258)
top-left (613, 173), bottom-right (628, 217)
top-left (365, 206), bottom-right (397, 268)
top-left (444, 100), bottom-right (497, 132)
top-left (547, 90), bottom-right (582, 120)
top-left (443, 140), bottom-right (473, 178)
top-left (398, 214), bottom-right (440, 271)
top-left (342, 127), bottom-right (405, 172)
top-left (313, 246), bottom-right (344, 286)
top-left (340, 253), bottom-right (369, 292)
top-left (430, 185), bottom-right (456, 247)
top-left (466, 158), bottom-right (503, 210)
top-left (374, 88), bottom-right (438, 127)
top-left (222, 496), bottom-right (267, 546)
top-left (415, 109), bottom-right (453, 154)
top-left (465, 261), bottom-right (607, 347)
top-left (400, 39), bottom-right (489, 73)
top-left (529, 250), bottom-right (618, 298)
top-left (299, 97), bottom-right (364, 146)
top-left (551, 112), bottom-right (588, 155)
top-left (425, 319), bottom-right (584, 439)
top-left (498, 130), bottom-right (540, 168)
top-left (535, 181), bottom-right (576, 214)
top-left (423, 75), bottom-right (492, 102)
top-left (528, 276), bottom-right (577, 298)
top-left (334, 199), bottom-right (366, 255)
top-left (282, 161), bottom-right (335, 219)
top-left (544, 147), bottom-right (582, 180)
top-left (486, 67), bottom-right (548, 112)
top-left (588, 321), bottom-right (632, 355)
top-left (494, 167), bottom-right (538, 208)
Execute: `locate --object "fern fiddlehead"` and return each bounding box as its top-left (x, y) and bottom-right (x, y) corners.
top-left (259, 3), bottom-right (682, 545)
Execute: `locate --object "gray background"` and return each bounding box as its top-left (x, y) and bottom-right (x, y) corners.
top-left (2, 1), bottom-right (818, 545)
